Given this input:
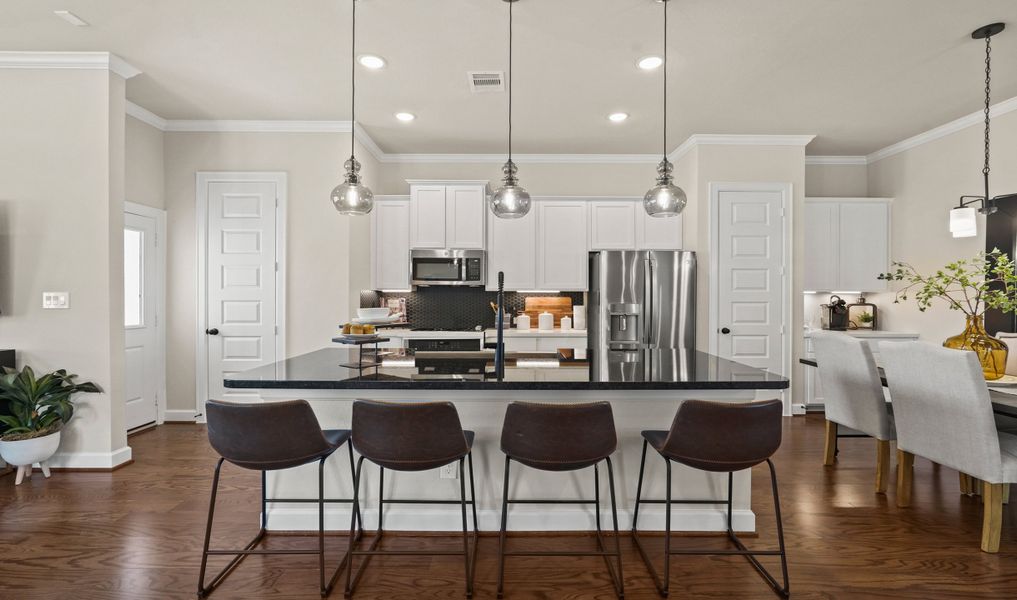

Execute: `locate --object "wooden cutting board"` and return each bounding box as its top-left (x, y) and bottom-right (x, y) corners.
top-left (523, 297), bottom-right (573, 328)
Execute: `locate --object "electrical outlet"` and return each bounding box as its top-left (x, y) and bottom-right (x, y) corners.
top-left (42, 292), bottom-right (70, 309)
top-left (439, 463), bottom-right (459, 480)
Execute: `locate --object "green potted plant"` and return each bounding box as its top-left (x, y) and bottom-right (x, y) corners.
top-left (0, 366), bottom-right (101, 485)
top-left (879, 249), bottom-right (1017, 380)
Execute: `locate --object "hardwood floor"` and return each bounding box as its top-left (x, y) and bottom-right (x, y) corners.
top-left (1, 415), bottom-right (1015, 599)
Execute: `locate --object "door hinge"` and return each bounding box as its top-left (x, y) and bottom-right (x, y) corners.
top-left (275, 325), bottom-right (279, 335)
top-left (275, 262), bottom-right (279, 272)
top-left (275, 197), bottom-right (280, 208)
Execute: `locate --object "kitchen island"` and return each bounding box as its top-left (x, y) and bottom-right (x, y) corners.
top-left (225, 347), bottom-right (788, 533)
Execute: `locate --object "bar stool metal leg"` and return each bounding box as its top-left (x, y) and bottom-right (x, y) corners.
top-left (497, 455), bottom-right (511, 599)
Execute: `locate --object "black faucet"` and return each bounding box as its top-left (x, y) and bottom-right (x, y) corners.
top-left (494, 271), bottom-right (505, 381)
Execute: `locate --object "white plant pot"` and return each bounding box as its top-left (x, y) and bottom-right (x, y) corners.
top-left (0, 430), bottom-right (60, 485)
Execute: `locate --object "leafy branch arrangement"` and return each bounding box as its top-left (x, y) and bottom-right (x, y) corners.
top-left (0, 366), bottom-right (101, 441)
top-left (877, 249), bottom-right (1017, 317)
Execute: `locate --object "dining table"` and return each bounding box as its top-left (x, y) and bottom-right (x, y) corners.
top-left (799, 357), bottom-right (1017, 418)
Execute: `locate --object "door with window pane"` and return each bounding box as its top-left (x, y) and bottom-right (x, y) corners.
top-left (124, 212), bottom-right (159, 429)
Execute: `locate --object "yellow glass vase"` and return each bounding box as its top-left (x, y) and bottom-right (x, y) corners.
top-left (943, 315), bottom-right (1009, 380)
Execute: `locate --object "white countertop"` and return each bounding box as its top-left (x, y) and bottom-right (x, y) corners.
top-left (485, 328), bottom-right (587, 337)
top-left (803, 328), bottom-right (919, 339)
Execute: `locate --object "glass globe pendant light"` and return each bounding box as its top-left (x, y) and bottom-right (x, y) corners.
top-left (489, 0), bottom-right (531, 219)
top-left (331, 0), bottom-right (374, 216)
top-left (644, 0), bottom-right (686, 218)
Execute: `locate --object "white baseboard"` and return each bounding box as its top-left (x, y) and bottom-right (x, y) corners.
top-left (47, 445), bottom-right (133, 469)
top-left (163, 409), bottom-right (198, 422)
top-left (264, 505), bottom-right (756, 533)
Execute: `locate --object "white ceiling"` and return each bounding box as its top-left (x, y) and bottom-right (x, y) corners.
top-left (2, 0), bottom-right (1016, 155)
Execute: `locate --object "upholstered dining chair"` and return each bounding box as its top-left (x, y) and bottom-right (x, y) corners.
top-left (811, 331), bottom-right (896, 493)
top-left (880, 341), bottom-right (1017, 552)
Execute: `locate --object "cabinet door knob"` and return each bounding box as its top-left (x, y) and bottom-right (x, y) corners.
top-left (206, 328), bottom-right (220, 336)
top-left (720, 327), bottom-right (731, 335)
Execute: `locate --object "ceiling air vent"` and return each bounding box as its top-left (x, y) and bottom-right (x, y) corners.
top-left (468, 71), bottom-right (505, 93)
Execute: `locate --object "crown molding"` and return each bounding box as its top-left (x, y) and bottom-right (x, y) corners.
top-left (866, 95), bottom-right (1017, 164)
top-left (125, 101), bottom-right (167, 130)
top-left (804, 155), bottom-right (868, 166)
top-left (163, 119), bottom-right (353, 133)
top-left (0, 51), bottom-right (140, 79)
top-left (381, 153), bottom-right (659, 164)
top-left (670, 134), bottom-right (816, 161)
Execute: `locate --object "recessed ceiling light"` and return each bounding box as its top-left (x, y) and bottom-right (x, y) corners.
top-left (638, 56), bottom-right (663, 70)
top-left (608, 112), bottom-right (629, 123)
top-left (53, 10), bottom-right (89, 27)
top-left (357, 55), bottom-right (386, 70)
top-left (395, 112), bottom-right (416, 122)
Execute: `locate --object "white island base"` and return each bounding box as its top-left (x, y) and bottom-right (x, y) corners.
top-left (249, 387), bottom-right (779, 534)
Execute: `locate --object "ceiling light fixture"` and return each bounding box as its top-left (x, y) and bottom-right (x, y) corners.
top-left (53, 10), bottom-right (89, 27)
top-left (395, 112), bottom-right (416, 122)
top-left (331, 0), bottom-right (373, 216)
top-left (643, 0), bottom-right (687, 218)
top-left (608, 112), bottom-right (629, 123)
top-left (357, 54), bottom-right (386, 70)
top-left (950, 23), bottom-right (1016, 238)
top-left (637, 56), bottom-right (663, 70)
top-left (489, 0), bottom-right (531, 220)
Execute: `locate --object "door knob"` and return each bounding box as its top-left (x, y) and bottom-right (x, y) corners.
top-left (720, 327), bottom-right (731, 335)
top-left (206, 328), bottom-right (220, 336)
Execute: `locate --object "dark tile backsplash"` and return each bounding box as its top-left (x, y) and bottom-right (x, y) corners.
top-left (361, 287), bottom-right (584, 330)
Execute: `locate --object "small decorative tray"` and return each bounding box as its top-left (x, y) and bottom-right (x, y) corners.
top-left (987, 374), bottom-right (1017, 388)
top-left (332, 335), bottom-right (390, 345)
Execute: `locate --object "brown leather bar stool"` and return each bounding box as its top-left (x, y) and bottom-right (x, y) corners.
top-left (631, 399), bottom-right (789, 598)
top-left (497, 401), bottom-right (624, 599)
top-left (199, 399), bottom-right (362, 598)
top-left (345, 400), bottom-right (478, 599)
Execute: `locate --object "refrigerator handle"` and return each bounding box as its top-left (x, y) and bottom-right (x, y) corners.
top-left (643, 257), bottom-right (654, 347)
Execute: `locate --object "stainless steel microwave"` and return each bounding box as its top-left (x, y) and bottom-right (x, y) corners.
top-left (410, 249), bottom-right (486, 287)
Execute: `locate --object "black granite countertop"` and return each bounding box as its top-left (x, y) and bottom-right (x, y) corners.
top-left (224, 348), bottom-right (789, 391)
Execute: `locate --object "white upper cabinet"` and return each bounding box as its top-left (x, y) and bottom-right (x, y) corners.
top-left (371, 198), bottom-right (411, 290)
top-left (590, 201), bottom-right (637, 250)
top-left (536, 200), bottom-right (589, 291)
top-left (487, 207), bottom-right (536, 291)
top-left (445, 185), bottom-right (486, 249)
top-left (803, 198), bottom-right (891, 292)
top-left (838, 201), bottom-right (890, 292)
top-left (409, 182), bottom-right (487, 250)
top-left (803, 201), bottom-right (839, 292)
top-left (638, 210), bottom-right (684, 249)
top-left (589, 200), bottom-right (684, 250)
top-left (409, 185), bottom-right (447, 249)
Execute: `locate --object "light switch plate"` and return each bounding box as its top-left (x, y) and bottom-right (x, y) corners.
top-left (42, 292), bottom-right (70, 309)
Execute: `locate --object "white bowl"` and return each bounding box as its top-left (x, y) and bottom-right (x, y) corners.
top-left (357, 307), bottom-right (392, 319)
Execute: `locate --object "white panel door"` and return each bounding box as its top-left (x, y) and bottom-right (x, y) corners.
top-left (803, 201), bottom-right (839, 292)
top-left (487, 206), bottom-right (536, 291)
top-left (205, 180), bottom-right (279, 402)
top-left (589, 201), bottom-right (636, 250)
top-left (838, 201), bottom-right (889, 292)
top-left (124, 212), bottom-right (159, 429)
top-left (716, 189), bottom-right (785, 377)
top-left (445, 185), bottom-right (486, 249)
top-left (372, 199), bottom-right (410, 290)
top-left (638, 212), bottom-right (684, 250)
top-left (536, 201), bottom-right (588, 291)
top-left (410, 185), bottom-right (447, 248)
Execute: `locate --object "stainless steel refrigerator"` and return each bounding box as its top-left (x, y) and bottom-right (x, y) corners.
top-left (588, 251), bottom-right (696, 352)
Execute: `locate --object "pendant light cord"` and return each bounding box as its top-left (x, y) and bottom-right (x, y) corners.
top-left (662, 0), bottom-right (668, 160)
top-left (351, 0), bottom-right (357, 159)
top-left (508, 0), bottom-right (514, 163)
top-left (983, 33), bottom-right (992, 201)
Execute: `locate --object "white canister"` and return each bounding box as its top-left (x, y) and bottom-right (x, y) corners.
top-left (538, 311), bottom-right (554, 331)
top-left (515, 313), bottom-right (530, 330)
top-left (560, 316), bottom-right (573, 330)
top-left (573, 305), bottom-right (587, 330)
